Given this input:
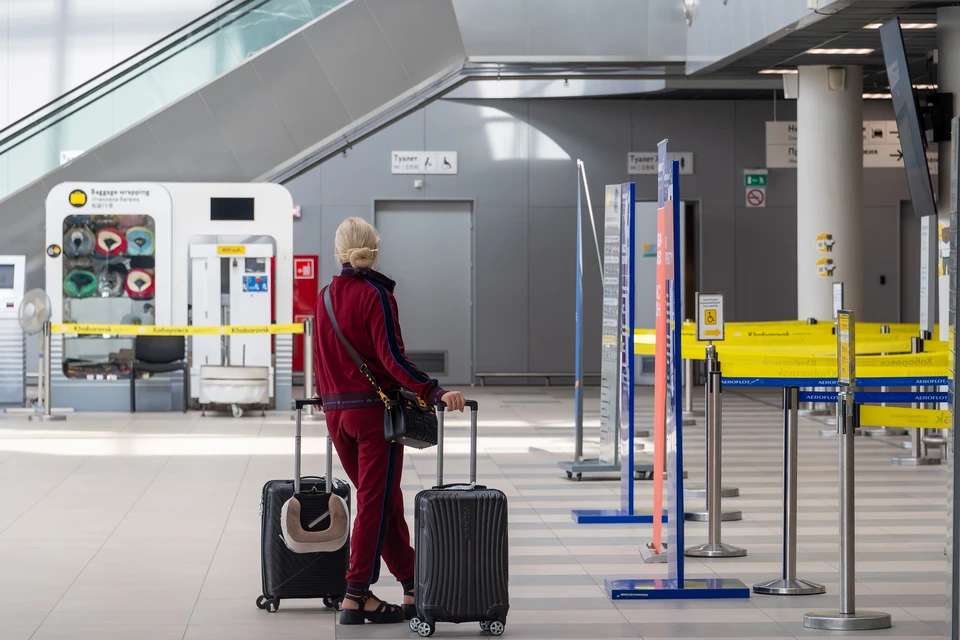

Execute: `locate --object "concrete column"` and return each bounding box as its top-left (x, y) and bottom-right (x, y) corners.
top-left (797, 65), bottom-right (864, 319)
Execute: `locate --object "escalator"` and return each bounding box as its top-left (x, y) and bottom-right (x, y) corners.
top-left (0, 0), bottom-right (467, 286)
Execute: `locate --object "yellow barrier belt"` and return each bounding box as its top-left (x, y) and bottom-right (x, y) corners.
top-left (860, 405), bottom-right (951, 430)
top-left (720, 351), bottom-right (947, 379)
top-left (53, 323), bottom-right (305, 336)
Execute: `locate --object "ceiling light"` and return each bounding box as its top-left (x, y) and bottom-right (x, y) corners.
top-left (864, 22), bottom-right (935, 29)
top-left (863, 92), bottom-right (892, 99)
top-left (807, 48), bottom-right (874, 55)
top-left (759, 69), bottom-right (799, 74)
top-left (913, 84), bottom-right (938, 90)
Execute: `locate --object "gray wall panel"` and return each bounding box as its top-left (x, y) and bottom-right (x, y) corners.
top-left (862, 205), bottom-right (900, 323)
top-left (284, 97), bottom-right (913, 376)
top-left (251, 34), bottom-right (353, 146)
top-left (734, 207), bottom-right (797, 321)
top-left (527, 206), bottom-right (577, 373)
top-left (528, 100), bottom-right (630, 208)
top-left (321, 110), bottom-right (426, 207)
top-left (474, 206), bottom-right (528, 373)
top-left (423, 100), bottom-right (529, 207)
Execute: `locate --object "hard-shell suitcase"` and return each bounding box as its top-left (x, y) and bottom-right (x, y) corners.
top-left (410, 400), bottom-right (510, 637)
top-left (256, 398), bottom-right (350, 613)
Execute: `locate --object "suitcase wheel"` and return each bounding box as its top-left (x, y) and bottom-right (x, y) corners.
top-left (487, 620), bottom-right (505, 636)
top-left (409, 616), bottom-right (422, 633)
top-left (256, 596), bottom-right (279, 613)
top-left (322, 596), bottom-right (342, 610)
top-left (415, 619), bottom-right (435, 637)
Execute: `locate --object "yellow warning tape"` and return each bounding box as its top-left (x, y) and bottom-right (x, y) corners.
top-left (860, 405), bottom-right (952, 430)
top-left (721, 352), bottom-right (948, 379)
top-left (53, 323), bottom-right (304, 336)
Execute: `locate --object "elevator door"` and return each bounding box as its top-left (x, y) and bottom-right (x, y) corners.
top-left (374, 201), bottom-right (473, 385)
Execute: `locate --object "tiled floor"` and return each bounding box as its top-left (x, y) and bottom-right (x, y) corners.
top-left (0, 386), bottom-right (951, 639)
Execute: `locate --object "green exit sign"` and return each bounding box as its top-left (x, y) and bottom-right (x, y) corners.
top-left (745, 173), bottom-right (767, 187)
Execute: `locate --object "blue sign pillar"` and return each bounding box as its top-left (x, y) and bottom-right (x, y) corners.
top-left (605, 140), bottom-right (750, 600)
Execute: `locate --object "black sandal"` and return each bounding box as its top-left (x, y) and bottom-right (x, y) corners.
top-left (403, 589), bottom-right (416, 620)
top-left (339, 592), bottom-right (405, 625)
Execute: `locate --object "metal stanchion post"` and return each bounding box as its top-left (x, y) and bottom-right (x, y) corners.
top-left (682, 358), bottom-right (697, 425)
top-left (893, 337), bottom-right (939, 465)
top-left (686, 345), bottom-right (741, 520)
top-left (804, 392), bottom-right (891, 630)
top-left (754, 386), bottom-right (824, 595)
top-left (685, 344), bottom-right (745, 556)
top-left (303, 318), bottom-right (315, 415)
top-left (30, 322), bottom-right (66, 422)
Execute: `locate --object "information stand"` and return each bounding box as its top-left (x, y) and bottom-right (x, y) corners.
top-left (605, 141), bottom-right (749, 600)
top-left (571, 182), bottom-right (660, 523)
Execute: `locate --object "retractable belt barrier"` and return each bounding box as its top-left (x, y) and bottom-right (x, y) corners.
top-left (53, 323), bottom-right (305, 336)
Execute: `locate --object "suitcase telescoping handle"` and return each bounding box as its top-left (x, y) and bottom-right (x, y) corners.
top-left (294, 398), bottom-right (331, 496)
top-left (435, 399), bottom-right (479, 486)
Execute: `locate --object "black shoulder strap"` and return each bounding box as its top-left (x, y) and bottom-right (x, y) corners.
top-left (323, 288), bottom-right (387, 402)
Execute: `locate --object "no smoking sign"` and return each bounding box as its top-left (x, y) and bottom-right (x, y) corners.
top-left (744, 169), bottom-right (767, 208)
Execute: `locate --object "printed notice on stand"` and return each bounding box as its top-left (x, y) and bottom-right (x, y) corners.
top-left (598, 185), bottom-right (623, 466)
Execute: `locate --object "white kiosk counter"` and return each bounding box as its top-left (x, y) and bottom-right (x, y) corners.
top-left (45, 183), bottom-right (294, 412)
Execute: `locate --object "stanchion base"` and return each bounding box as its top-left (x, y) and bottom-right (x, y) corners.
top-left (892, 456), bottom-right (941, 466)
top-left (863, 428), bottom-right (908, 437)
top-left (571, 509), bottom-right (667, 524)
top-left (606, 578), bottom-right (750, 600)
top-left (803, 610), bottom-right (892, 631)
top-left (752, 578), bottom-right (825, 596)
top-left (558, 459), bottom-right (656, 481)
top-left (639, 542), bottom-right (668, 564)
top-left (685, 510), bottom-right (742, 522)
top-left (28, 414), bottom-right (67, 422)
top-left (683, 485), bottom-right (739, 499)
top-left (684, 542), bottom-right (747, 558)
top-left (819, 428), bottom-right (862, 437)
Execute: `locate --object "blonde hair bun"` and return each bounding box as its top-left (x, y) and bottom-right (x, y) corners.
top-left (334, 217), bottom-right (380, 269)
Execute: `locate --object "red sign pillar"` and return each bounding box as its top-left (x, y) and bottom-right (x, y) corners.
top-left (293, 256), bottom-right (318, 373)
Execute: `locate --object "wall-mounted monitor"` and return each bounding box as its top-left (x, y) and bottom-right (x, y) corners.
top-left (880, 18), bottom-right (938, 218)
top-left (210, 197), bottom-right (254, 221)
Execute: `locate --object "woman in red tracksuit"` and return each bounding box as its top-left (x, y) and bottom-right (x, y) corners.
top-left (313, 217), bottom-right (465, 625)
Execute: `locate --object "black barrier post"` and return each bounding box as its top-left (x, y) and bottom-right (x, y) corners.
top-left (753, 386), bottom-right (825, 596)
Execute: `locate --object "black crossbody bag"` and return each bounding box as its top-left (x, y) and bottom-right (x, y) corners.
top-left (323, 288), bottom-right (438, 449)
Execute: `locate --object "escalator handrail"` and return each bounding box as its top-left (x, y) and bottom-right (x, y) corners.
top-left (0, 0), bottom-right (263, 150)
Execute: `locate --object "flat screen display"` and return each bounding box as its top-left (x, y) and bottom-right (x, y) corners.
top-left (880, 19), bottom-right (937, 219)
top-left (0, 265), bottom-right (14, 289)
top-left (210, 197), bottom-right (254, 221)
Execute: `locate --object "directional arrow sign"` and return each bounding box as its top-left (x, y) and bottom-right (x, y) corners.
top-left (704, 329), bottom-right (722, 337)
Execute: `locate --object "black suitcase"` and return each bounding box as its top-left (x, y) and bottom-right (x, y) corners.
top-left (256, 398), bottom-right (350, 613)
top-left (410, 400), bottom-right (510, 637)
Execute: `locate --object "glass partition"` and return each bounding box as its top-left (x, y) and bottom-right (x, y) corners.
top-left (61, 214), bottom-right (157, 379)
top-left (0, 0), bottom-right (345, 201)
